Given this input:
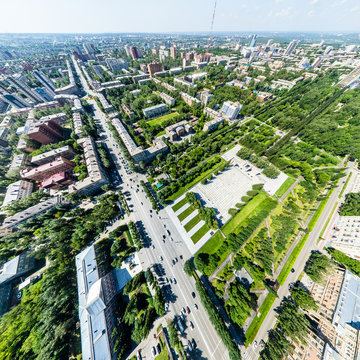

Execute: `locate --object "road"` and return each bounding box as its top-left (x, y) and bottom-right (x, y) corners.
top-left (72, 57), bottom-right (230, 360)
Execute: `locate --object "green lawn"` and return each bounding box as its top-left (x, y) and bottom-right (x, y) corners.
top-left (147, 112), bottom-right (179, 127)
top-left (222, 190), bottom-right (268, 236)
top-left (191, 223), bottom-right (210, 244)
top-left (275, 177), bottom-right (296, 198)
top-left (244, 293), bottom-right (277, 346)
top-left (184, 214), bottom-right (202, 232)
top-left (178, 205), bottom-right (196, 222)
top-left (198, 230), bottom-right (225, 254)
top-left (172, 197), bottom-right (188, 212)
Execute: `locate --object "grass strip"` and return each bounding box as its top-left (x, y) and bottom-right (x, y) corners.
top-left (172, 197), bottom-right (188, 212)
top-left (177, 205), bottom-right (196, 222)
top-left (318, 201), bottom-right (338, 242)
top-left (184, 214), bottom-right (202, 232)
top-left (244, 293), bottom-right (277, 346)
top-left (275, 177), bottom-right (296, 198)
top-left (338, 172), bottom-right (352, 198)
top-left (191, 223), bottom-right (210, 244)
top-left (222, 190), bottom-right (268, 236)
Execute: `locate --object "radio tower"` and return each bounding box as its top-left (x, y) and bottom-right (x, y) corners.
top-left (207, 0), bottom-right (217, 54)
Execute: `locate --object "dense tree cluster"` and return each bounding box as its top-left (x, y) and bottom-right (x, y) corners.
top-left (304, 252), bottom-right (333, 283)
top-left (339, 193), bottom-right (360, 216)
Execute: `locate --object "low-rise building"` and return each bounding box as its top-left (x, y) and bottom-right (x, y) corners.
top-left (165, 120), bottom-right (193, 141)
top-left (0, 127), bottom-right (9, 147)
top-left (270, 79), bottom-right (295, 90)
top-left (180, 92), bottom-right (200, 107)
top-left (159, 92), bottom-right (175, 106)
top-left (16, 137), bottom-right (36, 153)
top-left (256, 91), bottom-right (274, 102)
top-left (203, 117), bottom-right (224, 132)
top-left (174, 77), bottom-right (195, 88)
top-left (204, 107), bottom-right (222, 119)
top-left (39, 112), bottom-right (67, 125)
top-left (21, 156), bottom-right (75, 181)
top-left (31, 145), bottom-right (76, 165)
top-left (132, 74), bottom-right (150, 83)
top-left (73, 112), bottom-right (83, 136)
top-left (0, 116), bottom-right (13, 128)
top-left (9, 153), bottom-right (28, 171)
top-left (142, 103), bottom-right (167, 118)
top-left (1, 195), bottom-right (65, 231)
top-left (121, 103), bottom-right (134, 119)
top-left (97, 93), bottom-right (114, 113)
top-left (76, 244), bottom-right (117, 360)
top-left (68, 137), bottom-right (108, 196)
top-left (2, 180), bottom-right (33, 208)
top-left (200, 91), bottom-right (213, 105)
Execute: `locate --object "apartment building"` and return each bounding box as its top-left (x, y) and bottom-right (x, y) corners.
top-left (2, 180), bottom-right (33, 207)
top-left (203, 117), bottom-right (224, 132)
top-left (147, 62), bottom-right (163, 77)
top-left (68, 137), bottom-right (108, 196)
top-left (73, 112), bottom-right (83, 136)
top-left (180, 92), bottom-right (200, 107)
top-left (220, 101), bottom-right (243, 119)
top-left (142, 103), bottom-right (167, 118)
top-left (105, 58), bottom-right (128, 73)
top-left (200, 91), bottom-right (213, 105)
top-left (21, 156), bottom-right (75, 181)
top-left (27, 119), bottom-right (65, 145)
top-left (31, 145), bottom-right (76, 166)
top-left (121, 103), bottom-right (134, 119)
top-left (97, 93), bottom-right (114, 113)
top-left (159, 92), bottom-right (175, 106)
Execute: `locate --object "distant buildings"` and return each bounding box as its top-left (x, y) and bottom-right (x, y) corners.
top-left (129, 46), bottom-right (141, 60)
top-left (142, 103), bottom-right (167, 118)
top-left (32, 70), bottom-right (56, 97)
top-left (284, 40), bottom-right (299, 56)
top-left (7, 74), bottom-right (44, 104)
top-left (248, 34), bottom-right (257, 47)
top-left (170, 46), bottom-right (176, 59)
top-left (312, 57), bottom-right (323, 68)
top-left (147, 61), bottom-right (163, 76)
top-left (220, 101), bottom-right (243, 119)
top-left (2, 180), bottom-right (33, 208)
top-left (338, 65), bottom-right (360, 88)
top-left (105, 58), bottom-right (128, 73)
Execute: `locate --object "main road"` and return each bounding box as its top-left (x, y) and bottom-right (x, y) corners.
top-left (72, 57), bottom-right (230, 360)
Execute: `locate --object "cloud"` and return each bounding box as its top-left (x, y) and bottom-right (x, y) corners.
top-left (310, 0), bottom-right (320, 4)
top-left (331, 0), bottom-right (347, 7)
top-left (350, 5), bottom-right (360, 12)
top-left (275, 0), bottom-right (284, 3)
top-left (241, 4), bottom-right (247, 9)
top-left (307, 10), bottom-right (315, 16)
top-left (267, 10), bottom-right (273, 17)
top-left (275, 7), bottom-right (292, 17)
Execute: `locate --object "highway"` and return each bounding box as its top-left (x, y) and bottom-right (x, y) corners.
top-left (72, 57), bottom-right (230, 360)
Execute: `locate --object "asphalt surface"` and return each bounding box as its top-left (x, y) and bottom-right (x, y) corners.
top-left (72, 57), bottom-right (230, 360)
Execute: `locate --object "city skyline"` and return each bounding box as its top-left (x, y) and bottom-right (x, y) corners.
top-left (1, 0), bottom-right (360, 34)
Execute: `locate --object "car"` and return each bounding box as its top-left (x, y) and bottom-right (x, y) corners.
top-left (189, 321), bottom-right (194, 330)
top-left (162, 235), bottom-right (166, 239)
top-left (159, 256), bottom-right (163, 261)
top-left (173, 278), bottom-right (177, 284)
top-left (194, 304), bottom-right (198, 310)
top-left (291, 268), bottom-right (295, 273)
top-left (191, 338), bottom-right (197, 349)
top-left (151, 346), bottom-right (156, 358)
top-left (260, 340), bottom-right (265, 348)
top-left (188, 340), bottom-right (193, 351)
top-left (180, 255), bottom-right (183, 260)
top-left (169, 278), bottom-right (173, 284)
top-left (192, 292), bottom-right (196, 298)
top-left (172, 259), bottom-right (176, 265)
top-left (182, 307), bottom-right (186, 314)
top-left (17, 291), bottom-right (22, 300)
top-left (253, 340), bottom-right (258, 349)
top-left (156, 343), bottom-right (161, 354)
top-left (186, 306), bottom-right (190, 314)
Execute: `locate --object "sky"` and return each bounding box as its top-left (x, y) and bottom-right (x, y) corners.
top-left (0, 0), bottom-right (360, 33)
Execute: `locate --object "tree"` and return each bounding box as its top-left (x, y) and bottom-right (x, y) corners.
top-left (290, 282), bottom-right (318, 310)
top-left (194, 253), bottom-right (209, 273)
top-left (304, 252), bottom-right (333, 283)
top-left (184, 260), bottom-right (193, 276)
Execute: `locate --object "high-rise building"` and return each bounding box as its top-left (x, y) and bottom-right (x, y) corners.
top-left (284, 40), bottom-right (299, 56)
top-left (220, 101), bottom-right (243, 119)
top-left (7, 75), bottom-right (44, 103)
top-left (27, 119), bottom-right (65, 145)
top-left (129, 46), bottom-right (141, 60)
top-left (200, 91), bottom-right (213, 106)
top-left (34, 88), bottom-right (54, 102)
top-left (147, 62), bottom-right (163, 76)
top-left (0, 83), bottom-right (31, 109)
top-left (170, 46), bottom-right (177, 59)
top-left (248, 34), bottom-right (257, 47)
top-left (324, 46), bottom-right (334, 55)
top-left (312, 57), bottom-right (323, 68)
top-left (32, 70), bottom-right (56, 96)
top-left (159, 49), bottom-right (169, 61)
